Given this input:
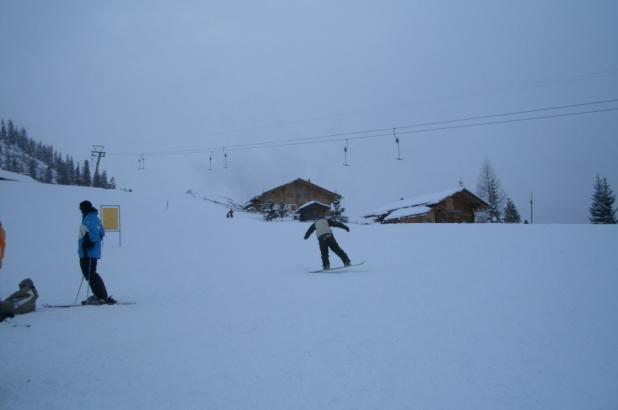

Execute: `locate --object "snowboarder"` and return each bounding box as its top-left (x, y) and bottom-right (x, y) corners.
top-left (0, 219), bottom-right (5, 270)
top-left (304, 217), bottom-right (351, 270)
top-left (0, 278), bottom-right (38, 322)
top-left (78, 200), bottom-right (115, 305)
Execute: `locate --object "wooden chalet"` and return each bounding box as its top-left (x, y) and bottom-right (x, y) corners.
top-left (243, 178), bottom-right (341, 216)
top-left (295, 200), bottom-right (331, 221)
top-left (364, 188), bottom-right (488, 224)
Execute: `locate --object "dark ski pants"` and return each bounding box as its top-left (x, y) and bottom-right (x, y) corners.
top-left (79, 257), bottom-right (108, 300)
top-left (318, 234), bottom-right (350, 268)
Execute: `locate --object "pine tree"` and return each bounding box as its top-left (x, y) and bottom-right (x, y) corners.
top-left (19, 128), bottom-right (31, 155)
top-left (93, 170), bottom-right (101, 187)
top-left (589, 174), bottom-right (617, 224)
top-left (43, 165), bottom-right (53, 183)
top-left (261, 200), bottom-right (278, 221)
top-left (67, 156), bottom-right (75, 185)
top-left (82, 160), bottom-right (92, 186)
top-left (100, 170), bottom-right (109, 188)
top-left (503, 198), bottom-right (521, 223)
top-left (476, 158), bottom-right (506, 223)
top-left (74, 163), bottom-right (82, 185)
top-left (277, 202), bottom-right (288, 220)
top-left (7, 153), bottom-right (21, 173)
top-left (330, 198), bottom-right (348, 222)
top-left (0, 120), bottom-right (7, 141)
top-left (28, 158), bottom-right (38, 180)
top-left (56, 155), bottom-right (70, 185)
top-left (7, 120), bottom-right (17, 145)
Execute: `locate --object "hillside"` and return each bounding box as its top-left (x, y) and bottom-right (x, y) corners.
top-left (0, 120), bottom-right (115, 188)
top-left (1, 170), bottom-right (617, 410)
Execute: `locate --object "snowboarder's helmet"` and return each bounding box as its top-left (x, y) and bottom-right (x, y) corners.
top-left (19, 278), bottom-right (35, 289)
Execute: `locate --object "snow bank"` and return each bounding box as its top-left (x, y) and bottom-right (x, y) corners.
top-left (1, 176), bottom-right (617, 410)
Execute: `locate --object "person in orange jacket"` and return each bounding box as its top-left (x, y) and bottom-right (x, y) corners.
top-left (0, 220), bottom-right (6, 270)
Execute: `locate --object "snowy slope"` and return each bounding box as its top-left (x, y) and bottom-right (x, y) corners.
top-left (1, 171), bottom-right (617, 410)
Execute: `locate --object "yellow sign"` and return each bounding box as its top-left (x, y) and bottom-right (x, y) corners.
top-left (101, 206), bottom-right (120, 231)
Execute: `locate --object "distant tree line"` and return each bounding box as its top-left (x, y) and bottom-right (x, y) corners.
top-left (258, 197), bottom-right (349, 222)
top-left (0, 119), bottom-right (116, 189)
top-left (260, 200), bottom-right (289, 221)
top-left (476, 157), bottom-right (616, 224)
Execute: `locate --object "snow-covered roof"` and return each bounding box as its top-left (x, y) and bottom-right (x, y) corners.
top-left (365, 187), bottom-right (464, 218)
top-left (295, 200), bottom-right (330, 212)
top-left (260, 178), bottom-right (340, 199)
top-left (384, 205), bottom-right (432, 221)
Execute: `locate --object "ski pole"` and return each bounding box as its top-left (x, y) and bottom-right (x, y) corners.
top-left (86, 257), bottom-right (92, 299)
top-left (74, 275), bottom-right (84, 305)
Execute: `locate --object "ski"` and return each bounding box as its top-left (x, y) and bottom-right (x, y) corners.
top-left (309, 260), bottom-right (366, 273)
top-left (44, 302), bottom-right (135, 308)
top-left (1, 318), bottom-right (31, 327)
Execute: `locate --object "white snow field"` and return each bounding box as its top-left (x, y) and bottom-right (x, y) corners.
top-left (1, 171), bottom-right (617, 409)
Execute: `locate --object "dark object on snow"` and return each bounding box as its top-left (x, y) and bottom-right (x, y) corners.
top-left (226, 208), bottom-right (234, 218)
top-left (0, 278), bottom-right (39, 322)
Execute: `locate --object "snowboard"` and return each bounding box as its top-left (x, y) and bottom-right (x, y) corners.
top-left (44, 302), bottom-right (135, 308)
top-left (309, 260), bottom-right (366, 273)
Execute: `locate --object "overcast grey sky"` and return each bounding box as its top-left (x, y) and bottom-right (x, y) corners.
top-left (1, 0), bottom-right (617, 222)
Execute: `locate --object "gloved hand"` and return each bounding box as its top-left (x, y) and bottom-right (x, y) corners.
top-left (82, 233), bottom-right (95, 250)
top-left (345, 227), bottom-right (350, 232)
top-left (304, 234), bottom-right (309, 240)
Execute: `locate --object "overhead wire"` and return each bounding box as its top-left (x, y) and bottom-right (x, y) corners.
top-left (113, 67), bottom-right (618, 145)
top-left (108, 98), bottom-right (618, 157)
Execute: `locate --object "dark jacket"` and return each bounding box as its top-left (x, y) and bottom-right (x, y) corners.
top-left (0, 284), bottom-right (39, 315)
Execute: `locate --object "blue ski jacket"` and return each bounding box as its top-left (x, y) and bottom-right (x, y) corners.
top-left (78, 210), bottom-right (105, 259)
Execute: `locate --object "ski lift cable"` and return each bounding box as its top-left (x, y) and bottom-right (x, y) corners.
top-left (225, 106), bottom-right (618, 150)
top-left (123, 106), bottom-right (618, 157)
top-left (107, 98), bottom-right (618, 157)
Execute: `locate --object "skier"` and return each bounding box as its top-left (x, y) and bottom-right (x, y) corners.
top-left (0, 219), bottom-right (5, 270)
top-left (78, 200), bottom-right (115, 305)
top-left (304, 217), bottom-right (351, 270)
top-left (0, 278), bottom-right (38, 322)
top-left (226, 208), bottom-right (234, 218)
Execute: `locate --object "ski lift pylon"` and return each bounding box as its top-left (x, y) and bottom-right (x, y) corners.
top-left (343, 139), bottom-right (350, 166)
top-left (393, 128), bottom-right (403, 160)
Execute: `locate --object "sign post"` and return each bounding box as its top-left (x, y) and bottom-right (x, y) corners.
top-left (101, 205), bottom-right (121, 247)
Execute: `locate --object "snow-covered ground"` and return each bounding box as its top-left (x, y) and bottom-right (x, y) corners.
top-left (1, 170), bottom-right (617, 410)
